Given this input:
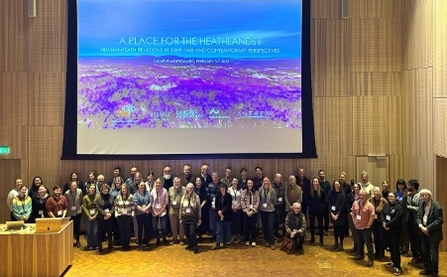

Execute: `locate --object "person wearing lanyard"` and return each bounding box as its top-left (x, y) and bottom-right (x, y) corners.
top-left (259, 177), bottom-right (277, 250)
top-left (272, 173), bottom-right (286, 242)
top-left (151, 178), bottom-right (169, 246)
top-left (65, 181), bottom-right (84, 248)
top-left (46, 185), bottom-right (68, 218)
top-left (12, 185), bottom-right (32, 222)
top-left (328, 180), bottom-right (348, 252)
top-left (211, 184), bottom-right (232, 250)
top-left (382, 192), bottom-right (404, 276)
top-left (82, 184), bottom-right (100, 250)
top-left (307, 178), bottom-right (326, 246)
top-left (114, 184), bottom-right (134, 251)
top-left (134, 180), bottom-right (152, 250)
top-left (97, 183), bottom-right (115, 254)
top-left (168, 177), bottom-right (186, 245)
top-left (229, 177), bottom-right (243, 244)
top-left (242, 179), bottom-right (260, 246)
top-left (351, 189), bottom-right (375, 267)
top-left (30, 185), bottom-right (49, 222)
top-left (179, 183), bottom-right (202, 254)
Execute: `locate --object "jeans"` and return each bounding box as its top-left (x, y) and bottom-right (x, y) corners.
top-left (85, 217), bottom-right (98, 247)
top-left (152, 214), bottom-right (169, 238)
top-left (260, 211), bottom-right (275, 245)
top-left (215, 220), bottom-right (231, 244)
top-left (357, 228), bottom-right (374, 261)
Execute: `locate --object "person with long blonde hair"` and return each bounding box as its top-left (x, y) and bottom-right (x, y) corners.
top-left (259, 177), bottom-right (277, 250)
top-left (179, 183), bottom-right (202, 254)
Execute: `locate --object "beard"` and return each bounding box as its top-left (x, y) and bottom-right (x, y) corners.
top-left (163, 174), bottom-right (172, 180)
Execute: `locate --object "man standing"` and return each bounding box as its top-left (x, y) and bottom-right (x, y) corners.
top-left (405, 179), bottom-right (423, 265)
top-left (159, 166), bottom-right (174, 190)
top-left (352, 189), bottom-right (375, 267)
top-left (180, 164), bottom-right (193, 186)
top-left (108, 166), bottom-right (121, 186)
top-left (417, 189), bottom-right (443, 277)
top-left (252, 166), bottom-right (265, 191)
top-left (318, 170), bottom-right (331, 236)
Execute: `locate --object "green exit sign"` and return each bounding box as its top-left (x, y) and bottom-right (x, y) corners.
top-left (0, 146), bottom-right (10, 154)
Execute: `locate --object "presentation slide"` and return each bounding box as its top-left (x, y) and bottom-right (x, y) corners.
top-left (77, 0), bottom-right (303, 155)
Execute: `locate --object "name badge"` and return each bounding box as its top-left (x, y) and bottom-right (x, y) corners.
top-left (89, 209), bottom-right (95, 215)
top-left (142, 205), bottom-right (146, 209)
top-left (172, 201), bottom-right (177, 206)
top-left (249, 204), bottom-right (254, 209)
top-left (232, 200), bottom-right (238, 207)
top-left (262, 203), bottom-right (268, 208)
top-left (104, 209), bottom-right (110, 213)
top-left (155, 203), bottom-right (161, 209)
top-left (386, 215), bottom-right (391, 221)
top-left (122, 208), bottom-right (127, 215)
top-left (57, 210), bottom-right (62, 216)
top-left (186, 208), bottom-right (191, 214)
top-left (278, 197), bottom-right (283, 203)
top-left (374, 214), bottom-right (378, 219)
top-left (331, 206), bottom-right (336, 211)
top-left (356, 214), bottom-right (361, 220)
top-left (38, 210), bottom-right (43, 215)
top-left (71, 206), bottom-right (77, 211)
top-left (391, 209), bottom-right (395, 214)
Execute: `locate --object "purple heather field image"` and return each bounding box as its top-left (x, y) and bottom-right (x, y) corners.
top-left (78, 57), bottom-right (302, 129)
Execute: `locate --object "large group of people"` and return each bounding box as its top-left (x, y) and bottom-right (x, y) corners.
top-left (5, 165), bottom-right (444, 276)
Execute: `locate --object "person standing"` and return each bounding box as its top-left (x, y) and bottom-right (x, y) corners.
top-left (328, 180), bottom-right (348, 252)
top-left (180, 183), bottom-right (202, 254)
top-left (417, 189), bottom-right (444, 277)
top-left (82, 184), bottom-right (100, 250)
top-left (65, 181), bottom-right (83, 248)
top-left (168, 177), bottom-right (185, 244)
top-left (382, 192), bottom-right (404, 276)
top-left (318, 170), bottom-right (331, 236)
top-left (352, 189), bottom-right (375, 267)
top-left (46, 185), bottom-right (68, 218)
top-left (272, 173), bottom-right (286, 242)
top-left (211, 184), bottom-right (232, 250)
top-left (241, 179), bottom-right (259, 246)
top-left (405, 179), bottom-right (423, 265)
top-left (97, 183), bottom-right (115, 254)
top-left (114, 184), bottom-right (134, 251)
top-left (307, 178), bottom-right (326, 246)
top-left (12, 185), bottom-right (32, 222)
top-left (259, 177), bottom-right (277, 250)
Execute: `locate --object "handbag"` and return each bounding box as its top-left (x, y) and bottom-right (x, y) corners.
top-left (281, 235), bottom-right (296, 254)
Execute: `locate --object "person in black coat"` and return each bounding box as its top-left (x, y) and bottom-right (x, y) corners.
top-left (307, 177), bottom-right (326, 246)
top-left (416, 189), bottom-right (444, 277)
top-left (211, 184), bottom-right (233, 250)
top-left (382, 192), bottom-right (404, 276)
top-left (328, 180), bottom-right (348, 251)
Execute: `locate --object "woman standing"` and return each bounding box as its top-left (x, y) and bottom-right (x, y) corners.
top-left (12, 185), bottom-right (32, 223)
top-left (307, 177), bottom-right (326, 246)
top-left (28, 176), bottom-right (43, 200)
top-left (180, 183), bottom-right (202, 254)
top-left (134, 181), bottom-right (152, 249)
top-left (151, 178), bottom-right (169, 245)
top-left (328, 180), bottom-right (347, 251)
top-left (114, 184), bottom-right (134, 251)
top-left (211, 184), bottom-right (232, 250)
top-left (194, 177), bottom-right (208, 241)
top-left (228, 177), bottom-right (243, 243)
top-left (259, 177), bottom-right (277, 250)
top-left (168, 177), bottom-right (186, 244)
top-left (382, 192), bottom-right (404, 276)
top-left (97, 183), bottom-right (115, 254)
top-left (65, 181), bottom-right (83, 248)
top-left (347, 182), bottom-right (360, 254)
top-left (30, 185), bottom-right (49, 222)
top-left (82, 184), bottom-right (100, 250)
top-left (369, 186), bottom-right (388, 259)
top-left (242, 179), bottom-right (260, 246)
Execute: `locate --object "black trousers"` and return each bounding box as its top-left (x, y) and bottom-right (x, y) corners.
top-left (70, 213), bottom-right (82, 242)
top-left (420, 232), bottom-right (441, 274)
top-left (308, 212), bottom-right (323, 239)
top-left (243, 212), bottom-right (257, 243)
top-left (97, 217), bottom-right (113, 250)
top-left (136, 213), bottom-right (151, 244)
top-left (183, 220), bottom-right (198, 250)
top-left (386, 228), bottom-right (401, 269)
top-left (407, 220), bottom-right (422, 259)
top-left (117, 215), bottom-right (133, 248)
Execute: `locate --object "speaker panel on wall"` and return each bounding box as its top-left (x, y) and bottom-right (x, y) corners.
top-left (341, 0), bottom-right (349, 18)
top-left (28, 0), bottom-right (37, 17)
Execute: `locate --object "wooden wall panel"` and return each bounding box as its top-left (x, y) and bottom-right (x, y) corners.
top-left (7, 0), bottom-right (447, 201)
top-left (435, 155), bottom-right (447, 251)
top-left (0, 160), bottom-right (21, 223)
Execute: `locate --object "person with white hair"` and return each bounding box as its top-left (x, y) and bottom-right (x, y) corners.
top-left (284, 202), bottom-right (306, 254)
top-left (416, 189), bottom-right (444, 277)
